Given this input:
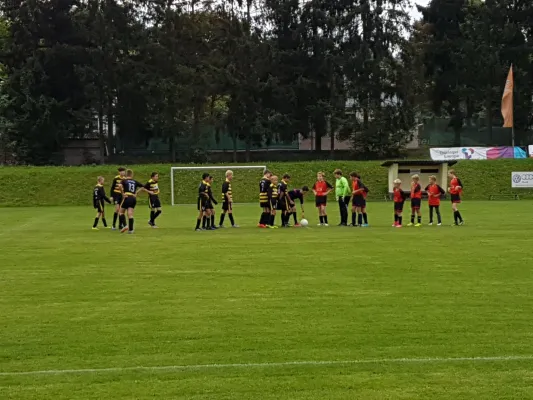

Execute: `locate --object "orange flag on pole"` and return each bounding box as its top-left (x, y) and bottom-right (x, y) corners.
top-left (501, 65), bottom-right (514, 128)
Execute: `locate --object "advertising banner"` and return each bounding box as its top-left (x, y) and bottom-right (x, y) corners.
top-left (511, 172), bottom-right (533, 188)
top-left (528, 145), bottom-right (533, 157)
top-left (430, 147), bottom-right (526, 161)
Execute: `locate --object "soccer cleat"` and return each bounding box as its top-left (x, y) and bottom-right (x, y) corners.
top-left (323, 223), bottom-right (329, 227)
top-left (257, 223), bottom-right (265, 228)
top-left (148, 220), bottom-right (154, 227)
top-left (209, 226), bottom-right (217, 230)
top-left (317, 223), bottom-right (323, 226)
top-left (415, 223), bottom-right (422, 227)
top-left (127, 230), bottom-right (134, 234)
top-left (407, 223), bottom-right (414, 227)
top-left (294, 223), bottom-right (301, 227)
top-left (231, 225), bottom-right (240, 228)
top-left (120, 226), bottom-right (129, 233)
top-left (392, 223), bottom-right (397, 227)
top-left (396, 224), bottom-right (402, 228)
top-left (361, 224), bottom-right (369, 227)
top-left (437, 223), bottom-right (442, 226)
top-left (195, 228), bottom-right (202, 232)
top-left (458, 221), bottom-right (464, 226)
top-left (111, 227), bottom-right (117, 230)
top-left (91, 227), bottom-right (99, 230)
top-left (428, 222), bottom-right (433, 226)
top-left (151, 225), bottom-right (159, 229)
top-left (218, 225), bottom-right (225, 228)
top-left (267, 225), bottom-right (278, 229)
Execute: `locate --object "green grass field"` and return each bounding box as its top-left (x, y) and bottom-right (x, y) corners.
top-left (1, 201), bottom-right (533, 399)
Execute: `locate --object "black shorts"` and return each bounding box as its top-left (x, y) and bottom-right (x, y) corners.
top-left (411, 198), bottom-right (421, 209)
top-left (315, 196), bottom-right (327, 207)
top-left (260, 201), bottom-right (271, 209)
top-left (121, 196), bottom-right (137, 210)
top-left (112, 193), bottom-right (123, 205)
top-left (205, 201), bottom-right (215, 210)
top-left (149, 196), bottom-right (161, 209)
top-left (352, 196), bottom-right (366, 208)
top-left (197, 198), bottom-right (206, 211)
top-left (394, 201), bottom-right (404, 211)
top-left (451, 194), bottom-right (461, 204)
top-left (222, 201), bottom-right (232, 211)
top-left (94, 202), bottom-right (104, 213)
top-left (277, 198), bottom-right (289, 211)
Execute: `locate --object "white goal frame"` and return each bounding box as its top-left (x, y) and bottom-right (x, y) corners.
top-left (170, 165), bottom-right (267, 206)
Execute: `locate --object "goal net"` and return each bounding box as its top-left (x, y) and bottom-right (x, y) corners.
top-left (170, 165), bottom-right (267, 206)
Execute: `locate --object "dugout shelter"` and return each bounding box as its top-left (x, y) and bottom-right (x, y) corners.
top-left (381, 160), bottom-right (457, 196)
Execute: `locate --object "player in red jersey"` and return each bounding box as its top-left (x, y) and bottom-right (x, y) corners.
top-left (448, 169), bottom-right (464, 225)
top-left (313, 171), bottom-right (333, 226)
top-left (408, 174), bottom-right (422, 227)
top-left (349, 172), bottom-right (369, 227)
top-left (392, 179), bottom-right (406, 227)
top-left (425, 175), bottom-right (445, 226)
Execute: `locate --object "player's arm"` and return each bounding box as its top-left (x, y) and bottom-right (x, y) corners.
top-left (135, 181), bottom-right (153, 196)
top-left (353, 180), bottom-right (365, 195)
top-left (99, 187), bottom-right (111, 204)
top-left (208, 188), bottom-right (218, 205)
top-left (325, 181), bottom-right (333, 195)
top-left (456, 179), bottom-right (463, 190)
top-left (222, 183), bottom-right (230, 202)
top-left (437, 185), bottom-right (446, 195)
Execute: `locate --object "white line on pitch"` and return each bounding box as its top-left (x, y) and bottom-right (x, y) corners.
top-left (1, 355), bottom-right (533, 377)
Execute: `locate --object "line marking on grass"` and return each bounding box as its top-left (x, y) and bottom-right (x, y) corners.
top-left (1, 355), bottom-right (533, 377)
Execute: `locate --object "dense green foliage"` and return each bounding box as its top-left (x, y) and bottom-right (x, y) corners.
top-left (2, 203), bottom-right (533, 398)
top-left (2, 159), bottom-right (533, 206)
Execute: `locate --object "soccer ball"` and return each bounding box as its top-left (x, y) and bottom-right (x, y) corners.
top-left (300, 219), bottom-right (309, 227)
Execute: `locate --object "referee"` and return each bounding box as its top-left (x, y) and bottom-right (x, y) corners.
top-left (334, 169), bottom-right (351, 226)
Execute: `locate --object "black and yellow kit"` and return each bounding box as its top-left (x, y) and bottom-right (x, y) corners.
top-left (93, 184), bottom-right (111, 212)
top-left (221, 179), bottom-right (232, 211)
top-left (268, 183), bottom-right (278, 208)
top-left (197, 180), bottom-right (210, 211)
top-left (110, 175), bottom-right (124, 204)
top-left (277, 179), bottom-right (289, 211)
top-left (259, 178), bottom-right (271, 208)
top-left (145, 179), bottom-right (161, 209)
top-left (121, 179), bottom-right (144, 209)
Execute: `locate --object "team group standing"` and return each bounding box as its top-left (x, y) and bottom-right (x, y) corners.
top-left (91, 167), bottom-right (465, 232)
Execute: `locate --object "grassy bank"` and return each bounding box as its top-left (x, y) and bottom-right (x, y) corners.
top-left (1, 159), bottom-right (533, 206)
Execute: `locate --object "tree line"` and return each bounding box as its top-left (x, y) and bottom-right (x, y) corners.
top-left (0, 0), bottom-right (532, 165)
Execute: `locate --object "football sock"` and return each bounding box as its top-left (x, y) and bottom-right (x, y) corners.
top-left (363, 213), bottom-right (368, 224)
top-left (270, 214), bottom-right (275, 226)
top-left (457, 211), bottom-right (463, 222)
top-left (319, 216), bottom-right (324, 224)
top-left (206, 216), bottom-right (211, 229)
top-left (195, 219), bottom-right (201, 229)
top-left (202, 216), bottom-right (207, 228)
top-left (154, 210), bottom-right (161, 221)
top-left (436, 208), bottom-right (441, 223)
top-left (417, 216), bottom-right (421, 224)
top-left (352, 212), bottom-right (356, 225)
top-left (429, 207), bottom-right (433, 223)
top-left (453, 211), bottom-right (458, 224)
top-left (219, 213), bottom-right (226, 226)
top-left (128, 218), bottom-right (134, 231)
top-left (102, 218), bottom-right (107, 227)
top-left (260, 212), bottom-right (267, 225)
top-left (150, 211), bottom-right (155, 223)
top-left (229, 214), bottom-right (235, 225)
top-left (357, 213), bottom-right (363, 226)
top-left (93, 218), bottom-right (99, 228)
top-left (324, 215), bottom-right (328, 224)
top-left (113, 212), bottom-right (118, 228)
top-left (398, 216), bottom-right (403, 225)
top-left (119, 214), bottom-right (126, 228)
top-left (394, 214), bottom-right (398, 223)
top-left (211, 215), bottom-right (215, 227)
top-left (292, 212), bottom-right (298, 224)
top-left (410, 214), bottom-right (415, 223)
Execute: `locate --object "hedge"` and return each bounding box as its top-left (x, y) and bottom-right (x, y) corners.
top-left (1, 159), bottom-right (533, 207)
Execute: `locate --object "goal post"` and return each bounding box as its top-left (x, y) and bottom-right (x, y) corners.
top-left (170, 165), bottom-right (267, 206)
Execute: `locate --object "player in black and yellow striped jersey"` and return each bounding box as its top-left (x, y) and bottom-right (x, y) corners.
top-left (206, 175), bottom-right (218, 229)
top-left (110, 167), bottom-right (126, 230)
top-left (268, 175), bottom-right (279, 228)
top-left (145, 172), bottom-right (162, 228)
top-left (258, 170), bottom-right (273, 228)
top-left (219, 170), bottom-right (239, 228)
top-left (92, 176), bottom-right (111, 230)
top-left (119, 169), bottom-right (154, 234)
top-left (277, 174), bottom-right (292, 227)
top-left (196, 173), bottom-right (211, 231)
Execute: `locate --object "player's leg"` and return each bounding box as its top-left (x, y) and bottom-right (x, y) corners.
top-left (119, 207), bottom-right (128, 232)
top-left (356, 206), bottom-right (363, 226)
top-left (219, 204), bottom-right (227, 227)
top-left (291, 206), bottom-right (298, 225)
top-left (101, 207), bottom-right (108, 228)
top-left (409, 205), bottom-right (415, 226)
top-left (351, 203), bottom-right (356, 226)
top-left (362, 205), bottom-right (368, 226)
top-left (338, 196), bottom-right (346, 226)
top-left (195, 208), bottom-right (203, 231)
top-left (152, 206), bottom-right (162, 227)
top-left (92, 207), bottom-right (101, 230)
top-left (113, 200), bottom-right (120, 229)
top-left (127, 207), bottom-right (135, 233)
top-left (322, 204), bottom-right (328, 226)
top-left (210, 207), bottom-right (216, 230)
top-left (416, 207), bottom-right (422, 226)
top-left (429, 205), bottom-right (434, 225)
top-left (435, 205), bottom-right (442, 225)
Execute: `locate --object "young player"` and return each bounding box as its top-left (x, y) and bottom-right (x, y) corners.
top-left (92, 176), bottom-right (111, 230)
top-left (268, 175), bottom-right (279, 228)
top-left (334, 169), bottom-right (351, 226)
top-left (277, 174), bottom-right (291, 227)
top-left (448, 169), bottom-right (464, 225)
top-left (110, 167), bottom-right (126, 230)
top-left (392, 178), bottom-right (406, 228)
top-left (425, 175), bottom-right (445, 226)
top-left (361, 180), bottom-right (370, 227)
top-left (288, 186), bottom-right (309, 226)
top-left (349, 172), bottom-right (369, 227)
top-left (119, 169), bottom-right (153, 234)
top-left (195, 173), bottom-right (211, 231)
top-left (145, 172), bottom-right (161, 228)
top-left (408, 174), bottom-right (422, 227)
top-left (313, 172), bottom-right (333, 226)
top-left (258, 170), bottom-right (273, 228)
top-left (206, 175), bottom-right (218, 230)
top-left (219, 170), bottom-right (238, 228)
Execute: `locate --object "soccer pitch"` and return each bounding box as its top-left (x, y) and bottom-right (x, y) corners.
top-left (1, 201), bottom-right (533, 399)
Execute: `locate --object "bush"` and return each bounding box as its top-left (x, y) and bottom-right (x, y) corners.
top-left (1, 159), bottom-right (533, 206)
